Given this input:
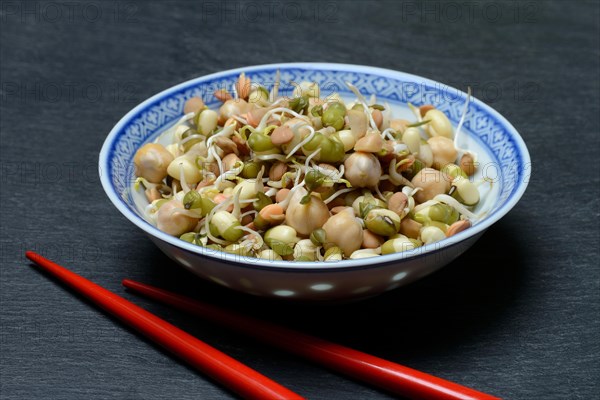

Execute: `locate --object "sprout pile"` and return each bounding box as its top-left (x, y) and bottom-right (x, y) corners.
top-left (133, 72), bottom-right (486, 261)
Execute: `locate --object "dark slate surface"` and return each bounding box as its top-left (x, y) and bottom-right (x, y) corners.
top-left (1, 1), bottom-right (599, 399)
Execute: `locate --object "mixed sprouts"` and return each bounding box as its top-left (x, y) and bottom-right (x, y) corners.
top-left (133, 72), bottom-right (485, 261)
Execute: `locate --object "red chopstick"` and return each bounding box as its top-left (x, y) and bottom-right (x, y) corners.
top-left (25, 252), bottom-right (303, 400)
top-left (123, 279), bottom-right (500, 400)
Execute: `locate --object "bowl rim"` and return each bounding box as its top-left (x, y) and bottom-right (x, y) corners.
top-left (99, 62), bottom-right (531, 271)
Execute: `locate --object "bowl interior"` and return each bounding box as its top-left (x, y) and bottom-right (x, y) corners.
top-left (100, 63), bottom-right (530, 269)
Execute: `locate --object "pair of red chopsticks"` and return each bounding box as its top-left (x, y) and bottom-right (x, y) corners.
top-left (25, 251), bottom-right (499, 400)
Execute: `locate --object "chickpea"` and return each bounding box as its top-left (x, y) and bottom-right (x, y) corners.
top-left (157, 199), bottom-right (199, 237)
top-left (285, 189), bottom-right (330, 235)
top-left (322, 208), bottom-right (363, 257)
top-left (343, 152), bottom-right (382, 188)
top-left (134, 143), bottom-right (174, 183)
top-left (411, 168), bottom-right (451, 203)
top-left (427, 136), bottom-right (457, 169)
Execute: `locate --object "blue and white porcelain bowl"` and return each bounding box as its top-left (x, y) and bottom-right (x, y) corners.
top-left (99, 63), bottom-right (531, 301)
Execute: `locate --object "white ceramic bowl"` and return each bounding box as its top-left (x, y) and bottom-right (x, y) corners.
top-left (99, 63), bottom-right (531, 301)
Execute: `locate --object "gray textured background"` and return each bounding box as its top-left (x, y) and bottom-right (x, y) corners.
top-left (1, 0), bottom-right (599, 399)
